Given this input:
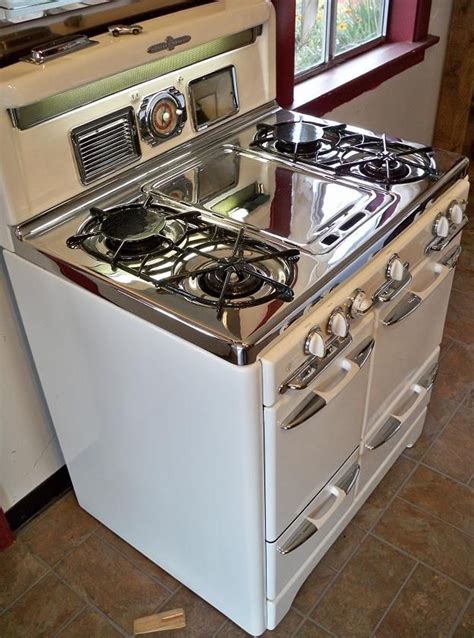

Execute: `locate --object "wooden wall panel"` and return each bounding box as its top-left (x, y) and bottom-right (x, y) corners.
top-left (433, 0), bottom-right (474, 153)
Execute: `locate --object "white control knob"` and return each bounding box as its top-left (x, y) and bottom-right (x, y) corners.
top-left (328, 308), bottom-right (349, 338)
top-left (433, 214), bottom-right (450, 238)
top-left (350, 289), bottom-right (372, 317)
top-left (448, 200), bottom-right (465, 225)
top-left (387, 255), bottom-right (406, 282)
top-left (304, 328), bottom-right (326, 357)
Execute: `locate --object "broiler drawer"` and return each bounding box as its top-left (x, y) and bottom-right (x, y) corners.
top-left (357, 348), bottom-right (439, 499)
top-left (266, 450), bottom-right (360, 602)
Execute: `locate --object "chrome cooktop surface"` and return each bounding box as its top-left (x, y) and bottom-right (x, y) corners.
top-left (16, 108), bottom-right (469, 363)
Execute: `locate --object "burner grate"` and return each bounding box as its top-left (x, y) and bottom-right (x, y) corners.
top-left (66, 201), bottom-right (299, 316)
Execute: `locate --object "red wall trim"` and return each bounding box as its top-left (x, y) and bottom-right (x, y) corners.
top-left (271, 0), bottom-right (296, 108)
top-left (272, 0), bottom-right (435, 112)
top-left (387, 0), bottom-right (432, 42)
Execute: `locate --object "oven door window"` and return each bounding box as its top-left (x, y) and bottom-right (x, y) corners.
top-left (189, 66), bottom-right (239, 131)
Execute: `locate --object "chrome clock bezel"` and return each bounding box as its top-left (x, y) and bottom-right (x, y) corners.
top-left (138, 87), bottom-right (187, 147)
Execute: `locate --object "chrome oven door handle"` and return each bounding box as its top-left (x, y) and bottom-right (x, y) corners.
top-left (280, 339), bottom-right (375, 430)
top-left (381, 292), bottom-right (422, 326)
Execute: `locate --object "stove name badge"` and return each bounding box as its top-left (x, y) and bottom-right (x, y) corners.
top-left (147, 35), bottom-right (191, 54)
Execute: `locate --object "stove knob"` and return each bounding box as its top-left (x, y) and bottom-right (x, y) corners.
top-left (386, 254), bottom-right (406, 282)
top-left (350, 289), bottom-right (372, 318)
top-left (433, 214), bottom-right (450, 238)
top-left (447, 200), bottom-right (465, 225)
top-left (328, 307), bottom-right (349, 338)
top-left (304, 328), bottom-right (326, 358)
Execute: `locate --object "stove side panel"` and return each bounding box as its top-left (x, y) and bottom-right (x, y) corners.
top-left (4, 251), bottom-right (266, 636)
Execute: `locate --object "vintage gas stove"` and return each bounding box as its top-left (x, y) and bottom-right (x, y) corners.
top-left (0, 1), bottom-right (469, 635)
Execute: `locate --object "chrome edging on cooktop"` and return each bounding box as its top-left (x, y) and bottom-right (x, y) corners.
top-left (11, 153), bottom-right (469, 365)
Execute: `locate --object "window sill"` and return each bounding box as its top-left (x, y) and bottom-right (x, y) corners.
top-left (292, 35), bottom-right (439, 116)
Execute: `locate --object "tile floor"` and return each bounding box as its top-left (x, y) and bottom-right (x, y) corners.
top-left (1, 185), bottom-right (473, 638)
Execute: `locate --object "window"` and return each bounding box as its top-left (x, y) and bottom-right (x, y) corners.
top-left (295, 0), bottom-right (390, 78)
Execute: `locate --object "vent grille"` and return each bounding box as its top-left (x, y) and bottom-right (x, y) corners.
top-left (71, 107), bottom-right (141, 185)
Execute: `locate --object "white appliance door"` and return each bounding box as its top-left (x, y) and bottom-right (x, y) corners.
top-left (264, 313), bottom-right (374, 542)
top-left (365, 243), bottom-right (459, 435)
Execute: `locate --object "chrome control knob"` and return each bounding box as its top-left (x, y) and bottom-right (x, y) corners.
top-left (386, 254), bottom-right (406, 282)
top-left (447, 200), bottom-right (465, 225)
top-left (304, 328), bottom-right (326, 358)
top-left (350, 289), bottom-right (372, 318)
top-left (328, 308), bottom-right (349, 338)
top-left (433, 214), bottom-right (450, 238)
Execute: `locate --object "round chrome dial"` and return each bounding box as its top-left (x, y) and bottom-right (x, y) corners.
top-left (138, 87), bottom-right (187, 147)
top-left (349, 289), bottom-right (372, 318)
top-left (327, 307), bottom-right (349, 338)
top-left (304, 328), bottom-right (326, 357)
top-left (386, 254), bottom-right (406, 282)
top-left (447, 200), bottom-right (465, 225)
top-left (433, 213), bottom-right (450, 238)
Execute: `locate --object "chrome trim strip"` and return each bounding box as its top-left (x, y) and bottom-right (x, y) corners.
top-left (418, 361), bottom-right (439, 391)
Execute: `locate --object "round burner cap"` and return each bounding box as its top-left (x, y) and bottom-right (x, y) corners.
top-left (100, 205), bottom-right (167, 243)
top-left (276, 121), bottom-right (324, 146)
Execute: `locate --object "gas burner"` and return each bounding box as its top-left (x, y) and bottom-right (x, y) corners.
top-left (66, 199), bottom-right (196, 262)
top-left (251, 119), bottom-right (344, 161)
top-left (335, 135), bottom-right (440, 185)
top-left (158, 228), bottom-right (299, 317)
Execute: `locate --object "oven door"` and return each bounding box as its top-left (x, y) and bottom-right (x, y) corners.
top-left (264, 312), bottom-right (374, 542)
top-left (364, 239), bottom-right (460, 435)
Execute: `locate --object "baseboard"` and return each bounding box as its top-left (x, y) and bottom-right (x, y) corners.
top-left (5, 465), bottom-right (72, 531)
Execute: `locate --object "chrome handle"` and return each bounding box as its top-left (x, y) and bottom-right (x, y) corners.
top-left (382, 292), bottom-right (422, 326)
top-left (425, 216), bottom-right (468, 254)
top-left (440, 245), bottom-right (462, 270)
top-left (365, 415), bottom-right (401, 450)
top-left (22, 35), bottom-right (97, 64)
top-left (280, 394), bottom-right (326, 430)
top-left (417, 361), bottom-right (439, 392)
top-left (336, 463), bottom-right (360, 495)
top-left (351, 337), bottom-right (375, 369)
top-left (276, 520), bottom-right (316, 555)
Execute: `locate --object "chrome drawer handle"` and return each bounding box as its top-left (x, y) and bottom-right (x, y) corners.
top-left (365, 415), bottom-right (401, 450)
top-left (425, 216), bottom-right (468, 254)
top-left (276, 520), bottom-right (317, 555)
top-left (336, 463), bottom-right (360, 495)
top-left (417, 361), bottom-right (439, 392)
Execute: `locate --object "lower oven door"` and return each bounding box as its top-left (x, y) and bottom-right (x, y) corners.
top-left (365, 241), bottom-right (459, 434)
top-left (264, 313), bottom-right (374, 542)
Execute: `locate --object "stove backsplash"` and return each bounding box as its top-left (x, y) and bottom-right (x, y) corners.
top-left (0, 0), bottom-right (275, 234)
